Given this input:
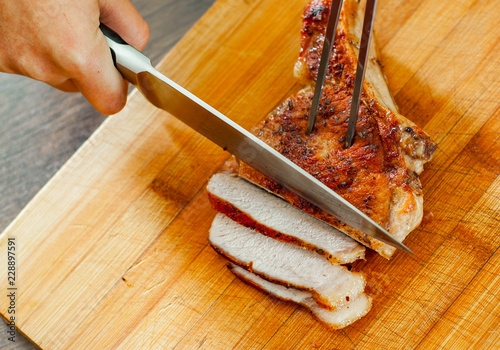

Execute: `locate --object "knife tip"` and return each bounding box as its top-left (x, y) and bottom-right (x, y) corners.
top-left (390, 239), bottom-right (414, 254)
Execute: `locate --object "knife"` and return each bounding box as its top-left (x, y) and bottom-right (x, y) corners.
top-left (100, 24), bottom-right (412, 253)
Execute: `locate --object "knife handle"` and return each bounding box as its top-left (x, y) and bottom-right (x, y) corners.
top-left (100, 23), bottom-right (154, 85)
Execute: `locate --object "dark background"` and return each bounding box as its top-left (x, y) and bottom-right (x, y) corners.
top-left (0, 0), bottom-right (216, 348)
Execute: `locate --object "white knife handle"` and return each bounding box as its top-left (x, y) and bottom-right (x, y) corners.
top-left (100, 23), bottom-right (154, 85)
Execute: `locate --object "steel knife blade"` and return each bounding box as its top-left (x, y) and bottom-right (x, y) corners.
top-left (100, 24), bottom-right (412, 253)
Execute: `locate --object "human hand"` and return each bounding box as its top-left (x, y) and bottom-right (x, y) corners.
top-left (0, 0), bottom-right (149, 115)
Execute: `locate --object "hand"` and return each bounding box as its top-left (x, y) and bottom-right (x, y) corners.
top-left (0, 0), bottom-right (149, 115)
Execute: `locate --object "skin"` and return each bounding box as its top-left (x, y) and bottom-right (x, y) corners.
top-left (0, 0), bottom-right (150, 115)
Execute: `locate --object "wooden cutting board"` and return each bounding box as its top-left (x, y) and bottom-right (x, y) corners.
top-left (1, 0), bottom-right (499, 348)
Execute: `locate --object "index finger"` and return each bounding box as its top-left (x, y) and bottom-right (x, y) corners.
top-left (72, 30), bottom-right (128, 115)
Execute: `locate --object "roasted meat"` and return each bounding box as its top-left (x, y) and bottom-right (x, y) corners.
top-left (295, 0), bottom-right (435, 173)
top-left (239, 0), bottom-right (436, 258)
top-left (205, 0), bottom-right (437, 330)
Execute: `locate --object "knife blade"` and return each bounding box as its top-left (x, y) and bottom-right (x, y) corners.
top-left (100, 24), bottom-right (412, 253)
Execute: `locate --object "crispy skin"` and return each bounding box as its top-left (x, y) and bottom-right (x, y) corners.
top-left (295, 0), bottom-right (393, 111)
top-left (294, 0), bottom-right (357, 89)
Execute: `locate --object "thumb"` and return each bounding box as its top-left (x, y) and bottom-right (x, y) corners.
top-left (99, 0), bottom-right (150, 50)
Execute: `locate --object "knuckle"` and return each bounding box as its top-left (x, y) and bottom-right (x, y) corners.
top-left (16, 52), bottom-right (63, 85)
top-left (62, 48), bottom-right (91, 78)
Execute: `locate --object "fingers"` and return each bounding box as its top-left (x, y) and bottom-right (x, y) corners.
top-left (59, 0), bottom-right (148, 115)
top-left (71, 30), bottom-right (129, 115)
top-left (0, 0), bottom-right (148, 115)
top-left (77, 0), bottom-right (150, 114)
top-left (99, 0), bottom-right (150, 50)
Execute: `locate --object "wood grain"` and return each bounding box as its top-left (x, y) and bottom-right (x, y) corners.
top-left (1, 0), bottom-right (499, 348)
top-left (0, 1), bottom-right (216, 349)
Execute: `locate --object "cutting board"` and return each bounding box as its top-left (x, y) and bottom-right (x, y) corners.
top-left (1, 0), bottom-right (500, 348)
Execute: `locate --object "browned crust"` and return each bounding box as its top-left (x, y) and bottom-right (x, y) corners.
top-left (298, 0), bottom-right (436, 168)
top-left (235, 0), bottom-right (437, 259)
top-left (207, 191), bottom-right (364, 264)
top-left (237, 86), bottom-right (408, 257)
top-left (297, 0), bottom-right (357, 87)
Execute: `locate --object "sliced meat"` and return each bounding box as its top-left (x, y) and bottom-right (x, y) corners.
top-left (229, 264), bottom-right (372, 329)
top-left (207, 172), bottom-right (365, 264)
top-left (209, 213), bottom-right (366, 310)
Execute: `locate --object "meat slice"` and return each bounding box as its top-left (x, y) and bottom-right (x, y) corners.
top-left (209, 213), bottom-right (366, 310)
top-left (238, 0), bottom-right (436, 259)
top-left (207, 172), bottom-right (365, 264)
top-left (228, 264), bottom-right (372, 329)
